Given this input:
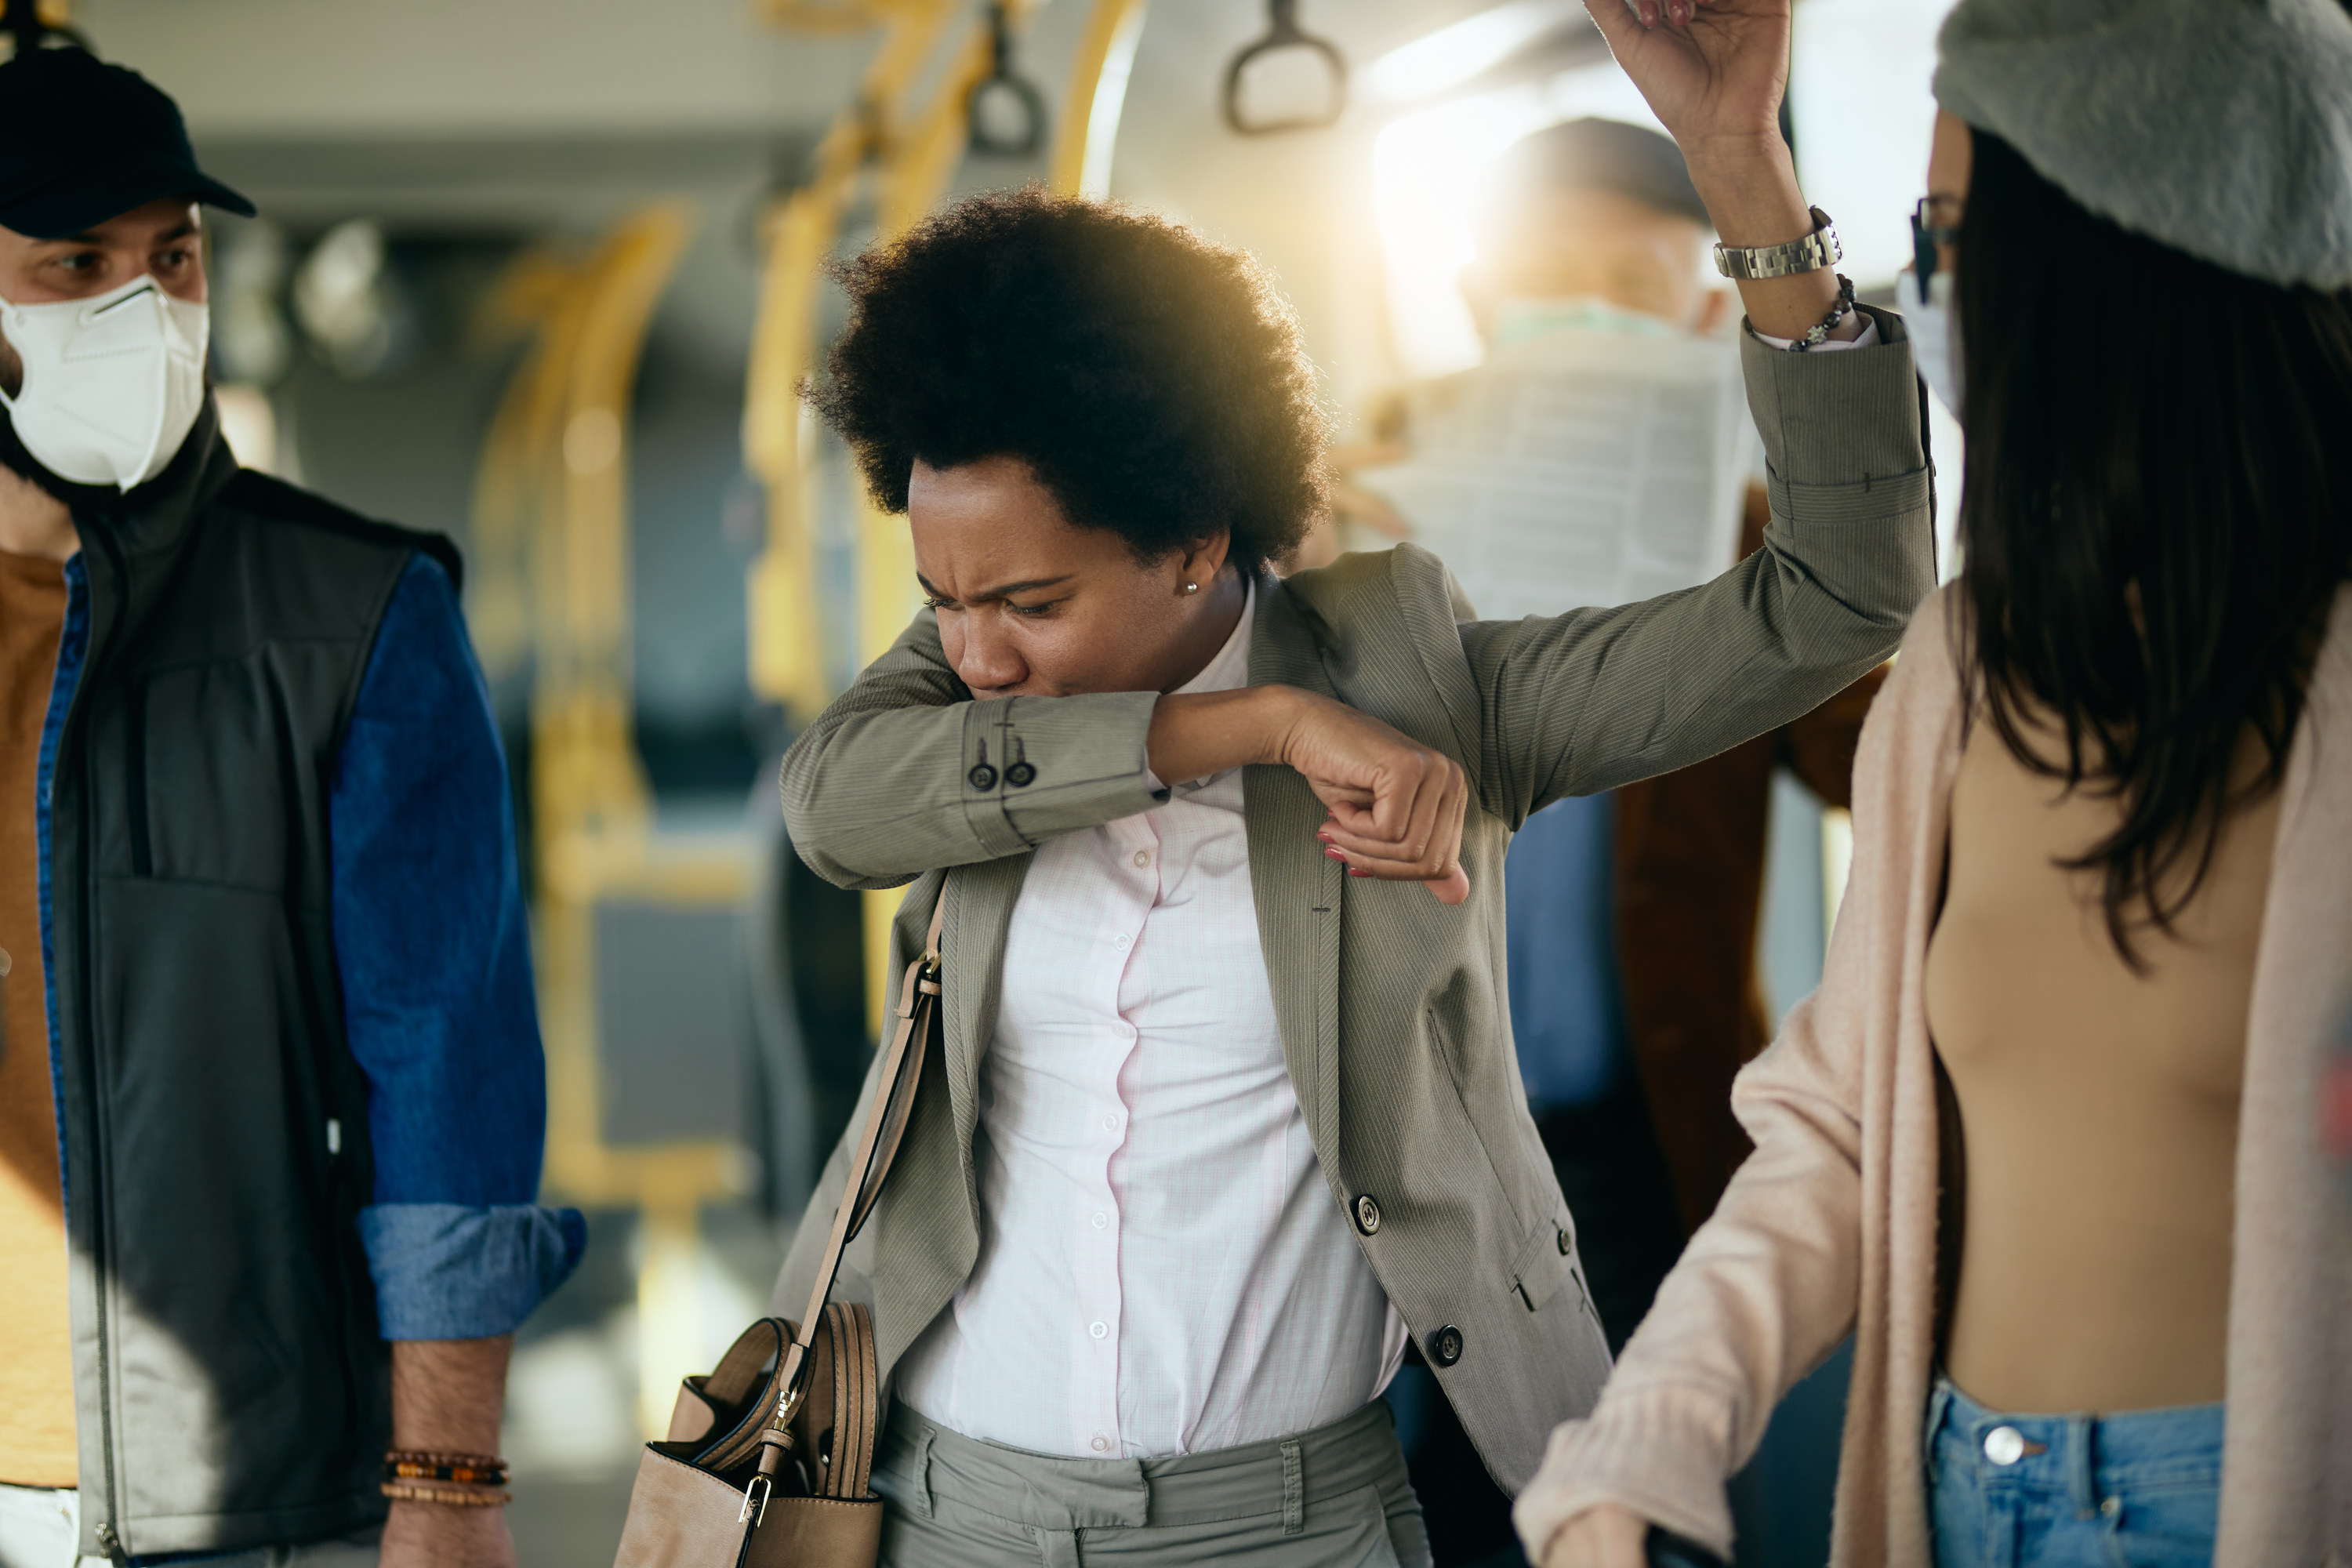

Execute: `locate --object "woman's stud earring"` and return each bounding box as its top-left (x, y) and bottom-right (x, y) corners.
top-left (1183, 582), bottom-right (1200, 594)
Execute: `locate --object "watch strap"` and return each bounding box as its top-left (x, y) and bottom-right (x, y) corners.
top-left (1714, 206), bottom-right (1842, 281)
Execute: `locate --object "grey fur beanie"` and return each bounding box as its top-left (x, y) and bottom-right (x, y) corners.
top-left (1933, 0), bottom-right (2352, 289)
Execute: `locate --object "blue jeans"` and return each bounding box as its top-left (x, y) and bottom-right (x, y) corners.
top-left (1926, 1378), bottom-right (2224, 1568)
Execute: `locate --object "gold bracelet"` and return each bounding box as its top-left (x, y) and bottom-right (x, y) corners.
top-left (380, 1480), bottom-right (511, 1508)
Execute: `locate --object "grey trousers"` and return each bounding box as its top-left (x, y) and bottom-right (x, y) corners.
top-left (873, 1401), bottom-right (1432, 1568)
top-left (0, 1485), bottom-right (378, 1568)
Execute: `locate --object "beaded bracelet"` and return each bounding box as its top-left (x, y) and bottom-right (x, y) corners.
top-left (1791, 273), bottom-right (1859, 351)
top-left (383, 1450), bottom-right (509, 1486)
top-left (379, 1480), bottom-right (511, 1508)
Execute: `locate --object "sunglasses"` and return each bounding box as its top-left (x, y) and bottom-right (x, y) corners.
top-left (1911, 196), bottom-right (1963, 289)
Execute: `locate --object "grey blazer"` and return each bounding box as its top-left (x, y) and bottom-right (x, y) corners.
top-left (773, 312), bottom-right (1935, 1492)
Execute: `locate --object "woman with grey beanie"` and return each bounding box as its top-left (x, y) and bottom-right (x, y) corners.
top-left (1515, 0), bottom-right (2352, 1566)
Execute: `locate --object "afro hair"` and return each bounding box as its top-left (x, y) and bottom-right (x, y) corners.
top-left (807, 187), bottom-right (1332, 572)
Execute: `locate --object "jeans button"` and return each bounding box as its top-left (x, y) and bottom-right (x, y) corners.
top-left (1984, 1425), bottom-right (2027, 1465)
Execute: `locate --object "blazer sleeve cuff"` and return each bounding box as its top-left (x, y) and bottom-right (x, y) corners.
top-left (359, 1202), bottom-right (587, 1340)
top-left (1741, 305), bottom-right (1930, 528)
top-left (1512, 1381), bottom-right (1740, 1566)
top-left (958, 690), bottom-right (1166, 855)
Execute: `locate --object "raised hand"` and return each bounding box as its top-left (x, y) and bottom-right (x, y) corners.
top-left (1580, 0), bottom-right (1791, 154)
top-left (1579, 0), bottom-right (1838, 341)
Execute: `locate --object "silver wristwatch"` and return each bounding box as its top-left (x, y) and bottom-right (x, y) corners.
top-left (1713, 206), bottom-right (1842, 280)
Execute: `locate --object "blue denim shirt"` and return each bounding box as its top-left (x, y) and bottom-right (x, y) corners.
top-left (34, 551), bottom-right (583, 1340)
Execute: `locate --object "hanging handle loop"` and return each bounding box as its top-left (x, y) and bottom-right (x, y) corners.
top-left (1221, 0), bottom-right (1347, 136)
top-left (967, 2), bottom-right (1050, 158)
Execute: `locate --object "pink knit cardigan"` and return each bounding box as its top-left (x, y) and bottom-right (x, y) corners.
top-left (1514, 584), bottom-right (2352, 1566)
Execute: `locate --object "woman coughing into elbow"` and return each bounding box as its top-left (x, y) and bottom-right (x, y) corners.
top-left (773, 186), bottom-right (1933, 1567)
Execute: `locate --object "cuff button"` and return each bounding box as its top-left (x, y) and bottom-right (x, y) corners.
top-left (967, 764), bottom-right (998, 790)
top-left (1006, 760), bottom-right (1036, 787)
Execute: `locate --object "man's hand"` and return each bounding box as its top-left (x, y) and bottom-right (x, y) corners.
top-left (382, 1499), bottom-right (517, 1568)
top-left (383, 1337), bottom-right (518, 1568)
top-left (1544, 1503), bottom-right (1652, 1568)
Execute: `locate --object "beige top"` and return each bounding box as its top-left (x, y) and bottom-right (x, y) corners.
top-left (1927, 699), bottom-right (2276, 1413)
top-left (1514, 583), bottom-right (2352, 1566)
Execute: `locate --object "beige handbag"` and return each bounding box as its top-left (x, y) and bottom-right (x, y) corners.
top-left (612, 894), bottom-right (946, 1568)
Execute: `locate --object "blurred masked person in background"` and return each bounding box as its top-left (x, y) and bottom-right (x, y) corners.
top-left (1315, 119), bottom-right (1885, 1565)
top-left (1519, 0), bottom-right (2352, 1563)
top-left (0, 46), bottom-right (579, 1568)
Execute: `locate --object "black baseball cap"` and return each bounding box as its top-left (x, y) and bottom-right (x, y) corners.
top-left (0, 45), bottom-right (254, 240)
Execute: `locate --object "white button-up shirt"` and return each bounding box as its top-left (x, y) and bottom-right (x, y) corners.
top-left (894, 585), bottom-right (1406, 1458)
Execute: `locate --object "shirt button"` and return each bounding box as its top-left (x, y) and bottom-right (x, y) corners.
top-left (1091, 1434), bottom-right (1111, 1453)
top-left (1984, 1426), bottom-right (2027, 1465)
top-left (1353, 1194), bottom-right (1382, 1236)
top-left (1133, 850), bottom-right (1150, 867)
top-left (1112, 932), bottom-right (1131, 949)
top-left (1103, 1114), bottom-right (1119, 1131)
top-left (1089, 1320), bottom-right (1109, 1340)
top-left (1092, 1211), bottom-right (1109, 1229)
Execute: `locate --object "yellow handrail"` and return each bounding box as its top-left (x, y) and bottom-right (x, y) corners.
top-left (1051, 0), bottom-right (1150, 199)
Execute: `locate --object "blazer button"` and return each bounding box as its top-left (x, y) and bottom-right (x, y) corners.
top-left (1352, 1194), bottom-right (1381, 1236)
top-left (1429, 1324), bottom-right (1464, 1367)
top-left (967, 763), bottom-right (998, 790)
top-left (1556, 1227), bottom-right (1571, 1255)
top-left (1006, 760), bottom-right (1036, 787)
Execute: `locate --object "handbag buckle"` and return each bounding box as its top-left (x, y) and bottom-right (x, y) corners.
top-left (739, 1472), bottom-right (772, 1526)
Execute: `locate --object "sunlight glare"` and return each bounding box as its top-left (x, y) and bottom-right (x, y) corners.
top-left (1374, 62), bottom-right (1667, 379)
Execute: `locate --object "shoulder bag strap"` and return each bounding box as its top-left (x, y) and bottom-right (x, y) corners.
top-left (757, 887), bottom-right (947, 1469)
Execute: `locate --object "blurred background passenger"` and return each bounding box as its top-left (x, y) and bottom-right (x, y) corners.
top-left (1520, 0), bottom-right (2352, 1563)
top-left (1316, 118), bottom-right (1884, 1566)
top-left (0, 43), bottom-right (579, 1568)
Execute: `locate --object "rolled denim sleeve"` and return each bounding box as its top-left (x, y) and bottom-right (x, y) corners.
top-left (330, 554), bottom-right (584, 1339)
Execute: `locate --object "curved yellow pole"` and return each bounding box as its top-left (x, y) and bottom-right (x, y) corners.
top-left (1050, 0), bottom-right (1150, 198)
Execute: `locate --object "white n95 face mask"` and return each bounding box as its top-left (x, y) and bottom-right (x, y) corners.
top-left (0, 274), bottom-right (210, 492)
top-left (1897, 267), bottom-right (1962, 419)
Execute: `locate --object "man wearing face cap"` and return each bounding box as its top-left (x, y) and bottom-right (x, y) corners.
top-left (0, 44), bottom-right (577, 1568)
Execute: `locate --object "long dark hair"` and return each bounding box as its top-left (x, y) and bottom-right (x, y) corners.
top-left (1953, 129), bottom-right (2352, 956)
